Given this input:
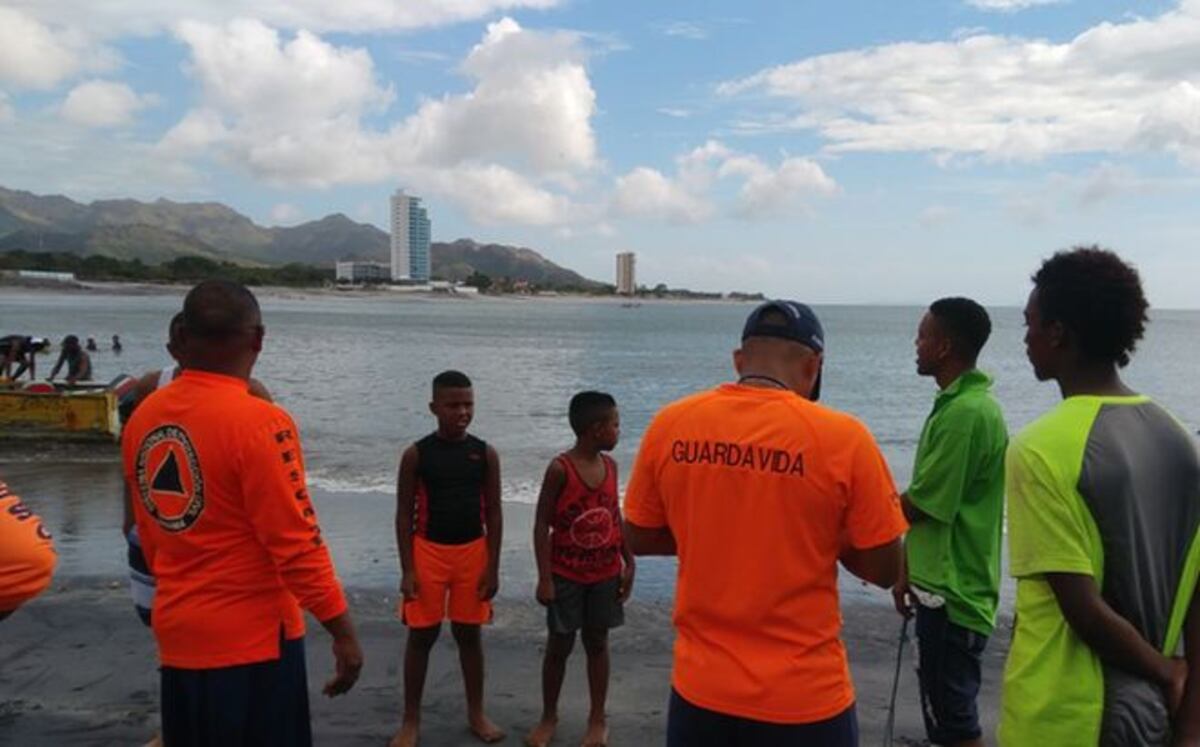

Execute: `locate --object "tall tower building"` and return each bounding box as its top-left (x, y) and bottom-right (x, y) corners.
top-left (616, 251), bottom-right (636, 295)
top-left (390, 190), bottom-right (432, 282)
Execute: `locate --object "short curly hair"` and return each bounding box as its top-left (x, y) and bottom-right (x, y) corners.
top-left (1032, 246), bottom-right (1148, 368)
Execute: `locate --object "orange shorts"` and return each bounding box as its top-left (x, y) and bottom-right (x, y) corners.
top-left (400, 535), bottom-right (492, 628)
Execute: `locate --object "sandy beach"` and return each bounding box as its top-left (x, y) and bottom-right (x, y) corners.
top-left (0, 561), bottom-right (1011, 746)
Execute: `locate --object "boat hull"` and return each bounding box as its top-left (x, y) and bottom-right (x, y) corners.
top-left (0, 388), bottom-right (121, 442)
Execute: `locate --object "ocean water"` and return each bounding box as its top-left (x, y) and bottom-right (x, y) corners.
top-left (2, 289), bottom-right (1198, 590)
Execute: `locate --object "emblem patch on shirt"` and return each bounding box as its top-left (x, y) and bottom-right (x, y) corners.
top-left (136, 424), bottom-right (205, 532)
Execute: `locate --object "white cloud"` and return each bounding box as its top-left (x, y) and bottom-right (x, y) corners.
top-left (4, 0), bottom-right (562, 36)
top-left (417, 164), bottom-right (574, 226)
top-left (718, 154), bottom-right (839, 218)
top-left (60, 80), bottom-right (151, 127)
top-left (657, 107), bottom-right (692, 118)
top-left (661, 21), bottom-right (709, 40)
top-left (387, 17), bottom-right (597, 176)
top-left (612, 140), bottom-right (837, 223)
top-left (966, 0), bottom-right (1066, 11)
top-left (0, 7), bottom-right (113, 90)
top-left (269, 203), bottom-right (304, 224)
top-left (719, 1), bottom-right (1200, 165)
top-left (159, 18), bottom-right (597, 225)
top-left (612, 167), bottom-right (712, 224)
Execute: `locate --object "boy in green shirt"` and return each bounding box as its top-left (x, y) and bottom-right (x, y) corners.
top-left (999, 247), bottom-right (1199, 746)
top-left (894, 297), bottom-right (1007, 747)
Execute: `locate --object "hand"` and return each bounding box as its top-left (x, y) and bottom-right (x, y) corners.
top-left (618, 563), bottom-right (636, 603)
top-left (536, 576), bottom-right (556, 606)
top-left (892, 576), bottom-right (915, 618)
top-left (400, 573), bottom-right (418, 601)
top-left (477, 567), bottom-right (499, 601)
top-left (1166, 656), bottom-right (1187, 716)
top-left (323, 634), bottom-right (363, 697)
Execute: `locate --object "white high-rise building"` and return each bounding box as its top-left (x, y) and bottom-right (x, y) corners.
top-left (390, 189), bottom-right (431, 282)
top-left (616, 251), bottom-right (636, 295)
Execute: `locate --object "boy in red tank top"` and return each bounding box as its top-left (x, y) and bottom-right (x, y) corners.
top-left (526, 392), bottom-right (635, 747)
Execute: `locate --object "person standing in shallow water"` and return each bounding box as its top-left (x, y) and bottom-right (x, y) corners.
top-left (624, 300), bottom-right (908, 747)
top-left (999, 247), bottom-right (1200, 746)
top-left (526, 391), bottom-right (635, 747)
top-left (893, 297), bottom-right (1007, 747)
top-left (392, 370), bottom-right (505, 747)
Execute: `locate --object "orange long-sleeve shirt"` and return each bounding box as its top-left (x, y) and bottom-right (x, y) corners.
top-left (122, 370), bottom-right (347, 668)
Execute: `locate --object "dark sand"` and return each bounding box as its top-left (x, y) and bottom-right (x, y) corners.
top-left (0, 580), bottom-right (1010, 746)
top-left (0, 477), bottom-right (1011, 745)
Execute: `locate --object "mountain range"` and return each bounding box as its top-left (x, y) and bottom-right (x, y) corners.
top-left (0, 186), bottom-right (604, 289)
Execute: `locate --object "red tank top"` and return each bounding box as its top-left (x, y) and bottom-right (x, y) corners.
top-left (550, 453), bottom-right (622, 583)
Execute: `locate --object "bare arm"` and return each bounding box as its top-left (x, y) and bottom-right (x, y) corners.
top-left (479, 445), bottom-right (503, 600)
top-left (625, 519), bottom-right (677, 556)
top-left (1173, 576), bottom-right (1200, 746)
top-left (395, 446), bottom-right (418, 598)
top-left (48, 352), bottom-right (65, 380)
top-left (533, 460), bottom-right (566, 605)
top-left (841, 537), bottom-right (903, 589)
top-left (317, 610), bottom-right (363, 697)
top-left (1046, 573), bottom-right (1177, 691)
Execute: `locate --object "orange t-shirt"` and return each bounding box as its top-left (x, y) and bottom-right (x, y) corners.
top-left (0, 480), bottom-right (56, 612)
top-left (623, 383), bottom-right (907, 724)
top-left (122, 370), bottom-right (347, 669)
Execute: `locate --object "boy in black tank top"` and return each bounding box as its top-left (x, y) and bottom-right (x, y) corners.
top-left (392, 371), bottom-right (504, 747)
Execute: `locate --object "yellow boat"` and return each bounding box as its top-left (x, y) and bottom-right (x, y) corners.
top-left (0, 377), bottom-right (137, 442)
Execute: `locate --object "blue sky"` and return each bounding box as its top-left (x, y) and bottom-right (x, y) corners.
top-left (2, 0), bottom-right (1199, 307)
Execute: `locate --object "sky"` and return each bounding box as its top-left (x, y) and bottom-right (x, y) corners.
top-left (2, 0), bottom-right (1199, 307)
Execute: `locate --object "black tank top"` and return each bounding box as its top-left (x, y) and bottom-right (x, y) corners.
top-left (414, 433), bottom-right (488, 545)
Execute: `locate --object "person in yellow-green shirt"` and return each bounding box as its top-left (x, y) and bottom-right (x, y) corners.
top-left (894, 297), bottom-right (1007, 747)
top-left (1000, 247), bottom-right (1200, 746)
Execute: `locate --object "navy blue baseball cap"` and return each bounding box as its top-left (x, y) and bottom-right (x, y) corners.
top-left (741, 300), bottom-right (825, 400)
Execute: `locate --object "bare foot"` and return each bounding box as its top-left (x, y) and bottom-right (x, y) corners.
top-left (469, 713), bottom-right (506, 744)
top-left (581, 719), bottom-right (608, 747)
top-left (524, 716), bottom-right (557, 747)
top-left (143, 734), bottom-right (163, 747)
top-left (389, 719), bottom-right (420, 747)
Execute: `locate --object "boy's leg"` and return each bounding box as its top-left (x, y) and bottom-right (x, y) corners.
top-left (526, 630), bottom-right (576, 747)
top-left (580, 575), bottom-right (622, 747)
top-left (580, 628), bottom-right (609, 747)
top-left (451, 622), bottom-right (505, 743)
top-left (390, 624), bottom-right (441, 747)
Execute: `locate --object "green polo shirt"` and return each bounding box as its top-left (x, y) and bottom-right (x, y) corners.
top-left (905, 369), bottom-right (1008, 635)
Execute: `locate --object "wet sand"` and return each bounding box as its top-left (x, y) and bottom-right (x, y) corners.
top-left (0, 464), bottom-right (1010, 745)
top-left (0, 578), bottom-right (1010, 746)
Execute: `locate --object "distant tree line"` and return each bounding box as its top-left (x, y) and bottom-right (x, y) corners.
top-left (0, 250), bottom-right (333, 287)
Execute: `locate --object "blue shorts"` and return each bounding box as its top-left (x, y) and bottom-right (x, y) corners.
top-left (916, 604), bottom-right (988, 745)
top-left (161, 635), bottom-right (311, 747)
top-left (667, 689), bottom-right (858, 747)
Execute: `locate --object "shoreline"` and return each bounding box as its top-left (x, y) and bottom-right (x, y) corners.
top-left (0, 279), bottom-right (767, 305)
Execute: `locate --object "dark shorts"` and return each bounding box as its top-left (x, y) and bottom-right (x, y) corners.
top-left (161, 635), bottom-right (311, 747)
top-left (547, 573), bottom-right (624, 635)
top-left (667, 689), bottom-right (858, 747)
top-left (916, 604), bottom-right (988, 745)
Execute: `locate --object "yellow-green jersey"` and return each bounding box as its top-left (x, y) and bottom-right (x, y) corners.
top-left (999, 395), bottom-right (1200, 746)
